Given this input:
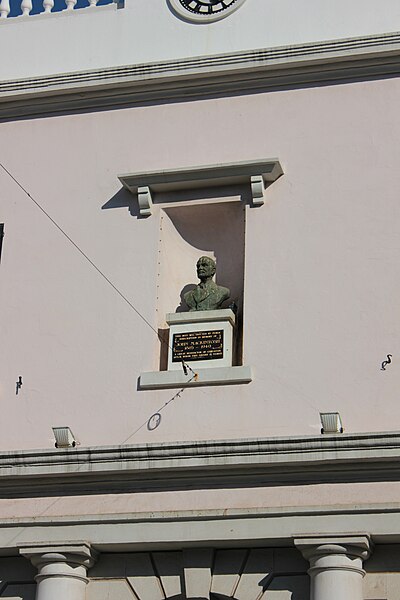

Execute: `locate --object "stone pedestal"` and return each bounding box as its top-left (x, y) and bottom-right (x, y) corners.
top-left (20, 543), bottom-right (97, 600)
top-left (166, 309), bottom-right (235, 371)
top-left (295, 536), bottom-right (372, 600)
top-left (140, 308), bottom-right (252, 389)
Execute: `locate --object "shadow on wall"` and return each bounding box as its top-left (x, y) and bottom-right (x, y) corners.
top-left (102, 185), bottom-right (251, 366)
top-left (157, 199), bottom-right (247, 365)
top-left (87, 548), bottom-right (310, 600)
top-left (102, 187), bottom-right (142, 218)
top-left (102, 184), bottom-right (253, 220)
top-left (159, 200), bottom-right (246, 313)
top-left (0, 583), bottom-right (36, 599)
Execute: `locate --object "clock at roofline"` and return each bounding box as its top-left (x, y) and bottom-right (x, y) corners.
top-left (168, 0), bottom-right (247, 23)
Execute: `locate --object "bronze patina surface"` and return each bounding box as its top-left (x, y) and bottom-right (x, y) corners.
top-left (184, 256), bottom-right (230, 311)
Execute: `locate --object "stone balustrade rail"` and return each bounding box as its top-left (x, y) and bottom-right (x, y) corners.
top-left (0, 0), bottom-right (114, 18)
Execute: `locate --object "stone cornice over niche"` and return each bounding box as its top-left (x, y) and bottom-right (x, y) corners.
top-left (118, 159), bottom-right (283, 217)
top-left (0, 31), bottom-right (399, 118)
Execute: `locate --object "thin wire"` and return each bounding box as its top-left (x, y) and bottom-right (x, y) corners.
top-left (0, 159), bottom-right (320, 523)
top-left (121, 373), bottom-right (198, 444)
top-left (0, 161), bottom-right (160, 338)
top-left (0, 161), bottom-right (201, 401)
top-left (0, 160), bottom-right (197, 378)
top-left (0, 161), bottom-right (202, 535)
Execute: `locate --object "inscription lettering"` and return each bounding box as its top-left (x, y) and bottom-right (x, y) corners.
top-left (172, 330), bottom-right (224, 362)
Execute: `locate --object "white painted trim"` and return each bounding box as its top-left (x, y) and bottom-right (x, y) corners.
top-left (0, 509), bottom-right (396, 552)
top-left (166, 309), bottom-right (235, 326)
top-left (2, 31), bottom-right (399, 96)
top-left (0, 31), bottom-right (399, 117)
top-left (0, 431), bottom-right (400, 474)
top-left (139, 365), bottom-right (253, 389)
top-left (3, 503), bottom-right (400, 527)
top-left (0, 431), bottom-right (400, 497)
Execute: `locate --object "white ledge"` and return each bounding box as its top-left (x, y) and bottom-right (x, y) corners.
top-left (139, 365), bottom-right (252, 389)
top-left (118, 160), bottom-right (283, 216)
top-left (166, 309), bottom-right (235, 326)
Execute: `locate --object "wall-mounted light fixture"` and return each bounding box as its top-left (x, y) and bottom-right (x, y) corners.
top-left (52, 427), bottom-right (77, 448)
top-left (320, 412), bottom-right (343, 434)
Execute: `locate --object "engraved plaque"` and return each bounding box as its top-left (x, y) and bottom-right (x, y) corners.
top-left (172, 329), bottom-right (224, 362)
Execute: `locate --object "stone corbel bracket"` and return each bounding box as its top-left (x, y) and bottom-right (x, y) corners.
top-left (118, 159), bottom-right (283, 217)
top-left (137, 186), bottom-right (153, 217)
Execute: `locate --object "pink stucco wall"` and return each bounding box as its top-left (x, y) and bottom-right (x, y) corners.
top-left (1, 76), bottom-right (400, 451)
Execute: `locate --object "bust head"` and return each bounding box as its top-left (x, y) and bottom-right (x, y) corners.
top-left (196, 256), bottom-right (216, 282)
top-left (184, 256), bottom-right (230, 311)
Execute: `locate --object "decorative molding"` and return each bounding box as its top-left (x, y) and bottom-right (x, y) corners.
top-left (166, 309), bottom-right (235, 326)
top-left (1, 508), bottom-right (400, 554)
top-left (20, 542), bottom-right (97, 569)
top-left (0, 32), bottom-right (400, 117)
top-left (250, 175), bottom-right (265, 206)
top-left (137, 186), bottom-right (153, 217)
top-left (118, 159), bottom-right (283, 215)
top-left (294, 536), bottom-right (372, 561)
top-left (0, 431), bottom-right (400, 497)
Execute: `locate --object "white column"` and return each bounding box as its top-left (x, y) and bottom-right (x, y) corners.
top-left (295, 536), bottom-right (372, 600)
top-left (20, 543), bottom-right (97, 600)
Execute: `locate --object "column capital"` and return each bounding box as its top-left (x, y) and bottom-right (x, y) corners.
top-left (20, 542), bottom-right (97, 567)
top-left (294, 535), bottom-right (372, 562)
top-left (294, 535), bottom-right (372, 600)
top-left (20, 542), bottom-right (97, 600)
top-left (20, 542), bottom-right (98, 584)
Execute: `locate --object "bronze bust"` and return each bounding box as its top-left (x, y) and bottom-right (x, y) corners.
top-left (184, 256), bottom-right (230, 311)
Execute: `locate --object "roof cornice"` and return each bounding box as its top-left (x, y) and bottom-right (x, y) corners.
top-left (1, 31), bottom-right (400, 118)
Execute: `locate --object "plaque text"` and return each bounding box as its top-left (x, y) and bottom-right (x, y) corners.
top-left (172, 329), bottom-right (224, 362)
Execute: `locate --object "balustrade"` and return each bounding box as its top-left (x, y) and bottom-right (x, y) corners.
top-left (0, 0), bottom-right (10, 18)
top-left (0, 0), bottom-right (109, 18)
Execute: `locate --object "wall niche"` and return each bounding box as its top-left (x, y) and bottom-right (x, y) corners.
top-left (118, 159), bottom-right (282, 388)
top-left (156, 200), bottom-right (246, 370)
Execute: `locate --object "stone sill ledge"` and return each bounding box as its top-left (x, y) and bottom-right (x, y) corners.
top-left (139, 365), bottom-right (252, 390)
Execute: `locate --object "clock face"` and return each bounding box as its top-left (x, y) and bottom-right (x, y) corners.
top-left (169, 0), bottom-right (246, 22)
top-left (178, 0), bottom-right (239, 14)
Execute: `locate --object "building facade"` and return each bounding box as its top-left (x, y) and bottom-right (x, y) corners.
top-left (1, 0), bottom-right (400, 598)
